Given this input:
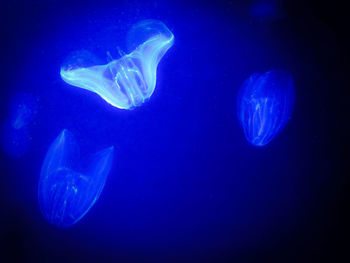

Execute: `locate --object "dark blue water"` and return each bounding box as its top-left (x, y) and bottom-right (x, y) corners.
top-left (0, 1), bottom-right (347, 262)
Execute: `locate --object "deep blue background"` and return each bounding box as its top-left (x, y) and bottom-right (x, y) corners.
top-left (0, 0), bottom-right (347, 262)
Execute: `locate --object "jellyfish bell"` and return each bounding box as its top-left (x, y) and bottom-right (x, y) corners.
top-left (237, 70), bottom-right (295, 146)
top-left (60, 19), bottom-right (174, 110)
top-left (38, 129), bottom-right (114, 228)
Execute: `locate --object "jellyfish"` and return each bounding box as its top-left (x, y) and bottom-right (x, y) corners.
top-left (237, 70), bottom-right (295, 146)
top-left (60, 19), bottom-right (174, 109)
top-left (1, 92), bottom-right (38, 157)
top-left (9, 92), bottom-right (38, 130)
top-left (38, 129), bottom-right (114, 228)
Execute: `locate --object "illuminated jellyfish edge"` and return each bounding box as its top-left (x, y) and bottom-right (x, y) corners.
top-left (62, 145), bottom-right (114, 228)
top-left (38, 129), bottom-right (75, 227)
top-left (60, 65), bottom-right (131, 109)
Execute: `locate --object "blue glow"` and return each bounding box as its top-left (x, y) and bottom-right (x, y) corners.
top-left (38, 129), bottom-right (114, 228)
top-left (1, 92), bottom-right (37, 157)
top-left (249, 0), bottom-right (285, 22)
top-left (237, 70), bottom-right (295, 146)
top-left (2, 1), bottom-right (316, 257)
top-left (9, 92), bottom-right (38, 130)
top-left (60, 19), bottom-right (174, 109)
top-left (1, 123), bottom-right (31, 158)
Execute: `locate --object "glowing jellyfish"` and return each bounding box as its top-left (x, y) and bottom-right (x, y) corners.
top-left (9, 92), bottom-right (38, 130)
top-left (38, 129), bottom-right (114, 228)
top-left (60, 19), bottom-right (174, 109)
top-left (1, 92), bottom-right (38, 157)
top-left (237, 70), bottom-right (295, 146)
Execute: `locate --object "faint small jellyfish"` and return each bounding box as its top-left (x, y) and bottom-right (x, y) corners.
top-left (60, 19), bottom-right (174, 109)
top-left (237, 70), bottom-right (295, 146)
top-left (249, 0), bottom-right (285, 22)
top-left (38, 129), bottom-right (114, 228)
top-left (1, 92), bottom-right (38, 157)
top-left (9, 92), bottom-right (38, 130)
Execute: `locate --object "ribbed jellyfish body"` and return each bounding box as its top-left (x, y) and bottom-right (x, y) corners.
top-left (38, 129), bottom-right (114, 228)
top-left (237, 70), bottom-right (295, 146)
top-left (60, 20), bottom-right (174, 109)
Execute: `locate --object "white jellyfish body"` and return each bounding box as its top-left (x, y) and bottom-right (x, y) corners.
top-left (60, 20), bottom-right (174, 109)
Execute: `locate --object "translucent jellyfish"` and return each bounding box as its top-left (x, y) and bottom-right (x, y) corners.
top-left (38, 129), bottom-right (114, 228)
top-left (237, 70), bottom-right (295, 146)
top-left (1, 92), bottom-right (38, 157)
top-left (60, 19), bottom-right (174, 109)
top-left (9, 92), bottom-right (38, 130)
